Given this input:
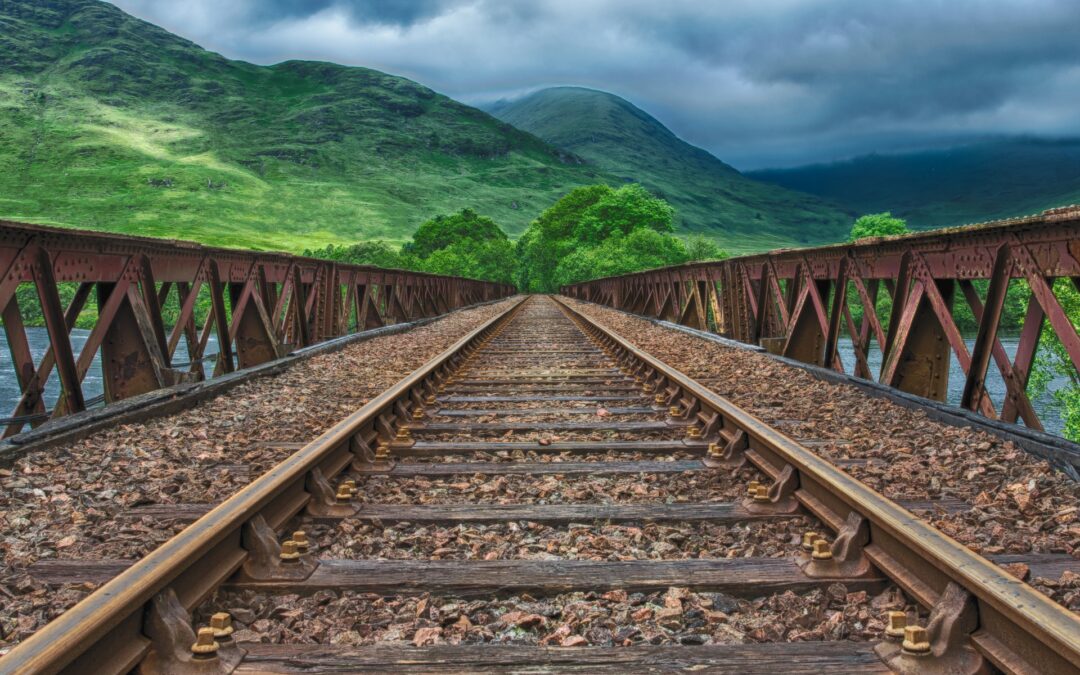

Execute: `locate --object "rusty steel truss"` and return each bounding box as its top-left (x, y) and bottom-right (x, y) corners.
top-left (563, 206), bottom-right (1080, 434)
top-left (0, 221), bottom-right (514, 438)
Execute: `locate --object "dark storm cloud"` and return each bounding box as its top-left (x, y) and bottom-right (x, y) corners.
top-left (107, 0), bottom-right (1080, 168)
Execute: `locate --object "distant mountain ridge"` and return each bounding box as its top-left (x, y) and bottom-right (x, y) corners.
top-left (0, 0), bottom-right (607, 250)
top-left (486, 87), bottom-right (853, 252)
top-left (748, 138), bottom-right (1080, 229)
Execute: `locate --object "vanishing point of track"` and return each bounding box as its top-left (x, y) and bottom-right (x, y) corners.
top-left (2, 296), bottom-right (1078, 674)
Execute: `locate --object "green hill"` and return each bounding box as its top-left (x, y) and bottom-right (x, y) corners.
top-left (486, 87), bottom-right (853, 252)
top-left (748, 139), bottom-right (1080, 229)
top-left (0, 0), bottom-right (608, 250)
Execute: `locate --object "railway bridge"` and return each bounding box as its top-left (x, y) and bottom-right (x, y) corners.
top-left (0, 213), bottom-right (1078, 674)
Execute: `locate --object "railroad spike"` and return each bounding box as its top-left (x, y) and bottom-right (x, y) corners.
top-left (703, 429), bottom-right (748, 468)
top-left (235, 514), bottom-right (317, 582)
top-left (304, 467), bottom-right (357, 518)
top-left (391, 425), bottom-right (415, 448)
top-left (801, 511), bottom-right (874, 578)
top-left (875, 583), bottom-right (987, 674)
top-left (135, 588), bottom-right (244, 674)
top-left (744, 464), bottom-right (802, 515)
top-left (350, 435), bottom-right (395, 473)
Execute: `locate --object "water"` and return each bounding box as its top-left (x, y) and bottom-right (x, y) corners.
top-left (0, 328), bottom-right (1068, 437)
top-left (836, 335), bottom-right (1067, 437)
top-left (0, 327), bottom-right (218, 419)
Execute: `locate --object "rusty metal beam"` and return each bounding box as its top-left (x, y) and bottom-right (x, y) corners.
top-left (562, 207), bottom-right (1080, 434)
top-left (0, 221), bottom-right (514, 437)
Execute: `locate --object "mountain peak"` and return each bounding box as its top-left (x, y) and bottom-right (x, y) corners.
top-left (487, 86), bottom-right (851, 249)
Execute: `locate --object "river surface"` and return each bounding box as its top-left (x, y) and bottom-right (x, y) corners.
top-left (0, 328), bottom-right (1068, 437)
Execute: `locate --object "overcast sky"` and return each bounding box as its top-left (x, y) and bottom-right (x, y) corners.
top-left (109, 0), bottom-right (1080, 169)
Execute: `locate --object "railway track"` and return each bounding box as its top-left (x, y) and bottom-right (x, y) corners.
top-left (2, 295), bottom-right (1078, 674)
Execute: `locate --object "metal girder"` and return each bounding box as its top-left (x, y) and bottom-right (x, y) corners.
top-left (0, 221), bottom-right (514, 437)
top-left (562, 206), bottom-right (1080, 434)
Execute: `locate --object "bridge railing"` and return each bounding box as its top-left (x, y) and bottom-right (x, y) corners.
top-left (0, 221), bottom-right (514, 438)
top-left (562, 206), bottom-right (1080, 435)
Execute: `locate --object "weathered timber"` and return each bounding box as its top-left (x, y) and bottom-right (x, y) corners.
top-left (228, 558), bottom-right (887, 597)
top-left (397, 440), bottom-right (705, 456)
top-left (436, 407), bottom-right (656, 416)
top-left (118, 496), bottom-right (969, 524)
top-left (412, 421), bottom-right (678, 433)
top-left (30, 553), bottom-right (1077, 591)
top-left (234, 641), bottom-right (893, 674)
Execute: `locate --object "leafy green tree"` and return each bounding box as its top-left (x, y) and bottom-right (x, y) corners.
top-left (516, 183), bottom-right (679, 292)
top-left (848, 212), bottom-right (909, 241)
top-left (304, 241), bottom-right (404, 268)
top-left (554, 228), bottom-right (689, 287)
top-left (573, 184), bottom-right (675, 244)
top-left (403, 208), bottom-right (507, 258)
top-left (403, 209), bottom-right (516, 284)
top-left (516, 185), bottom-right (612, 293)
top-left (1030, 279), bottom-right (1080, 441)
top-left (683, 235), bottom-right (728, 262)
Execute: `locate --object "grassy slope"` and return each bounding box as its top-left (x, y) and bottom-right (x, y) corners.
top-left (0, 0), bottom-right (609, 250)
top-left (486, 87), bottom-right (853, 253)
top-left (748, 139), bottom-right (1080, 230)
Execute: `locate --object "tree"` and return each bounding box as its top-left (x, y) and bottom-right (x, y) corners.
top-left (553, 228), bottom-right (689, 287)
top-left (403, 208), bottom-right (507, 258)
top-left (573, 184), bottom-right (675, 244)
top-left (848, 212), bottom-right (908, 241)
top-left (516, 183), bottom-right (679, 292)
top-left (683, 235), bottom-right (728, 262)
top-left (404, 208), bottom-right (516, 284)
top-left (304, 241), bottom-right (404, 268)
top-left (1030, 279), bottom-right (1080, 441)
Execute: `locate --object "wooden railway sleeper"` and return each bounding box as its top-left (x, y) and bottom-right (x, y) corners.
top-left (875, 583), bottom-right (989, 675)
top-left (136, 589), bottom-right (244, 675)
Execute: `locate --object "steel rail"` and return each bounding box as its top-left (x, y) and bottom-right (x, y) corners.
top-left (0, 296), bottom-right (528, 675)
top-left (553, 297), bottom-right (1080, 675)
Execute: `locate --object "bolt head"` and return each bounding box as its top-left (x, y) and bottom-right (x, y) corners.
top-left (707, 442), bottom-right (721, 456)
top-left (746, 480), bottom-right (760, 497)
top-left (901, 625), bottom-right (931, 654)
top-left (191, 627), bottom-right (220, 655)
top-left (811, 539), bottom-right (833, 560)
top-left (885, 611), bottom-right (907, 639)
top-left (210, 612), bottom-right (234, 638)
top-left (669, 406), bottom-right (681, 417)
top-left (801, 531), bottom-right (820, 551)
top-left (686, 427), bottom-right (701, 439)
top-left (280, 539), bottom-right (301, 561)
top-left (752, 485), bottom-right (771, 503)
